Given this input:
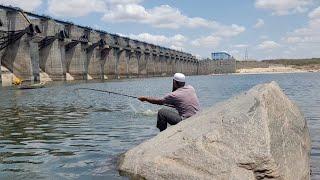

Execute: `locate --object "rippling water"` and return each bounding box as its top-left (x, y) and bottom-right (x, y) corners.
top-left (0, 73), bottom-right (319, 179)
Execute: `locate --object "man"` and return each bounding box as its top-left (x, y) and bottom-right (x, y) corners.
top-left (138, 73), bottom-right (200, 131)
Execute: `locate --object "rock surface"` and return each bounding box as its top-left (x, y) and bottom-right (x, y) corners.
top-left (118, 82), bottom-right (311, 180)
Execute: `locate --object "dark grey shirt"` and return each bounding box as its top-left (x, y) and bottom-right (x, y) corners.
top-left (162, 85), bottom-right (200, 118)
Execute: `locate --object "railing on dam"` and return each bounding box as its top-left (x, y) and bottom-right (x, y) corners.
top-left (0, 5), bottom-right (235, 84)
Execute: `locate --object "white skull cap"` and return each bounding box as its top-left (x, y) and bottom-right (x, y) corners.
top-left (173, 73), bottom-right (185, 82)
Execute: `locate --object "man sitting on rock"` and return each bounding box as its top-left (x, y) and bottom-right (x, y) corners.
top-left (138, 73), bottom-right (200, 131)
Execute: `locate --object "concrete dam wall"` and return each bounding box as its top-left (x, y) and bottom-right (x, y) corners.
top-left (0, 5), bottom-right (236, 85)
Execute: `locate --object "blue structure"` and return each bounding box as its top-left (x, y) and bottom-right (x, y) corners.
top-left (211, 52), bottom-right (233, 60)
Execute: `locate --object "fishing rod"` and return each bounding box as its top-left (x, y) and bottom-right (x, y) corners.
top-left (76, 88), bottom-right (139, 99)
top-left (76, 88), bottom-right (174, 108)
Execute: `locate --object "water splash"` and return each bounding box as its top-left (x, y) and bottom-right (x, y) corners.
top-left (128, 102), bottom-right (138, 114)
top-left (128, 101), bottom-right (158, 117)
top-left (141, 109), bottom-right (157, 116)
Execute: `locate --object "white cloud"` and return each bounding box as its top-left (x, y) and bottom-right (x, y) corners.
top-left (254, 18), bottom-right (265, 28)
top-left (260, 35), bottom-right (269, 39)
top-left (284, 6), bottom-right (320, 44)
top-left (127, 33), bottom-right (188, 48)
top-left (187, 17), bottom-right (214, 28)
top-left (101, 4), bottom-right (148, 22)
top-left (277, 6), bottom-right (320, 59)
top-left (47, 0), bottom-right (144, 17)
top-left (308, 6), bottom-right (320, 19)
top-left (170, 45), bottom-right (184, 51)
top-left (255, 0), bottom-right (312, 15)
top-left (229, 50), bottom-right (242, 60)
top-left (257, 40), bottom-right (280, 49)
top-left (195, 54), bottom-right (202, 59)
top-left (234, 44), bottom-right (249, 48)
top-left (0, 0), bottom-right (42, 11)
top-left (106, 0), bottom-right (142, 4)
top-left (214, 24), bottom-right (245, 37)
top-left (191, 35), bottom-right (221, 48)
top-left (103, 4), bottom-right (179, 28)
top-left (48, 0), bottom-right (107, 17)
top-left (103, 4), bottom-right (199, 29)
top-left (102, 4), bottom-right (245, 36)
top-left (129, 33), bottom-right (168, 44)
top-left (188, 24), bottom-right (244, 49)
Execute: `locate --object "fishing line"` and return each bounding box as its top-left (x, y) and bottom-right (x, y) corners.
top-left (74, 88), bottom-right (173, 109)
top-left (76, 88), bottom-right (139, 99)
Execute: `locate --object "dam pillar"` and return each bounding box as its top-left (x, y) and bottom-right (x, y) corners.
top-left (65, 25), bottom-right (89, 80)
top-left (104, 34), bottom-right (118, 79)
top-left (187, 59), bottom-right (192, 75)
top-left (170, 52), bottom-right (176, 74)
top-left (139, 51), bottom-right (148, 77)
top-left (100, 46), bottom-right (110, 79)
top-left (181, 58), bottom-right (185, 74)
top-left (128, 50), bottom-right (139, 78)
top-left (175, 56), bottom-right (182, 73)
top-left (38, 20), bottom-right (66, 81)
top-left (0, 9), bottom-right (8, 85)
top-left (153, 47), bottom-right (161, 76)
top-left (182, 58), bottom-right (186, 74)
top-left (164, 52), bottom-right (171, 76)
top-left (104, 47), bottom-right (118, 79)
top-left (1, 11), bottom-right (40, 82)
top-left (128, 40), bottom-right (139, 78)
top-left (136, 43), bottom-right (146, 77)
top-left (87, 32), bottom-right (107, 79)
top-left (192, 60), bottom-right (197, 75)
top-left (146, 46), bottom-right (155, 77)
top-left (154, 54), bottom-right (161, 76)
top-left (160, 54), bottom-right (167, 76)
top-left (190, 59), bottom-right (194, 75)
top-left (186, 58), bottom-right (190, 74)
top-left (135, 51), bottom-right (143, 77)
top-left (145, 53), bottom-right (153, 77)
top-left (117, 48), bottom-right (127, 78)
top-left (116, 36), bottom-right (130, 78)
top-left (196, 60), bottom-right (199, 75)
top-left (182, 57), bottom-right (186, 74)
top-left (198, 61), bottom-right (203, 75)
top-left (169, 56), bottom-right (172, 75)
top-left (172, 54), bottom-right (176, 73)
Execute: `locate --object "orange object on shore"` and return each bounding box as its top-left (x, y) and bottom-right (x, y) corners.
top-left (12, 77), bottom-right (22, 86)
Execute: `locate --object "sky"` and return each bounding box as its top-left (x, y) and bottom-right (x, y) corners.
top-left (1, 0), bottom-right (320, 60)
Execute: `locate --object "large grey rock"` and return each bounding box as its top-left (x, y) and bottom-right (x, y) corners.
top-left (118, 82), bottom-right (311, 180)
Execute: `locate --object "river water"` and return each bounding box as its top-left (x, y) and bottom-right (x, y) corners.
top-left (0, 73), bottom-right (319, 179)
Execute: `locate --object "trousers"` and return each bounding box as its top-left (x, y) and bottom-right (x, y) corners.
top-left (157, 108), bottom-right (182, 131)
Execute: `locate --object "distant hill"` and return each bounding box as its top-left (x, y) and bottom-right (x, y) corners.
top-left (262, 58), bottom-right (320, 66)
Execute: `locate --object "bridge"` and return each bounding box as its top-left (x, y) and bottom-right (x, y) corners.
top-left (0, 5), bottom-right (236, 85)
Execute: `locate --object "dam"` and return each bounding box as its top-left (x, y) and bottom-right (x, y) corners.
top-left (0, 5), bottom-right (236, 86)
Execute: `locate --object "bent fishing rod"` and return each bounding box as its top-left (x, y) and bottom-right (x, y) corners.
top-left (76, 88), bottom-right (139, 99)
top-left (76, 88), bottom-right (173, 108)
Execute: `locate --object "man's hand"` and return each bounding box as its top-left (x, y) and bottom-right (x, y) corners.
top-left (138, 96), bottom-right (164, 105)
top-left (138, 96), bottom-right (148, 102)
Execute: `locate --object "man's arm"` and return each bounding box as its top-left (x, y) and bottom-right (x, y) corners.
top-left (138, 96), bottom-right (164, 105)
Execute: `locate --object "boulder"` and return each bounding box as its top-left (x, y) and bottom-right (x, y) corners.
top-left (118, 82), bottom-right (311, 180)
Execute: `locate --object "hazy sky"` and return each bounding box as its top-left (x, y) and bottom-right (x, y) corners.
top-left (1, 0), bottom-right (320, 60)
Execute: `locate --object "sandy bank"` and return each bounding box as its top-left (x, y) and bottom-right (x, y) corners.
top-left (236, 65), bottom-right (320, 75)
